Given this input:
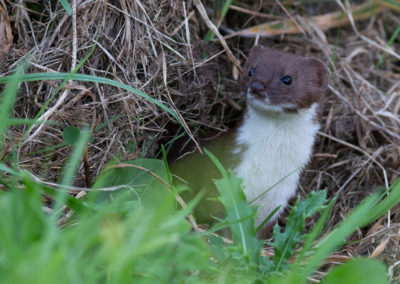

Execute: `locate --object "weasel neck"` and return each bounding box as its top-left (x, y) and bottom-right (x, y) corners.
top-left (233, 103), bottom-right (321, 226)
top-left (238, 103), bottom-right (321, 146)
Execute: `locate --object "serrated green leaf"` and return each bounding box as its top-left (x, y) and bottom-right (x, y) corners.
top-left (204, 149), bottom-right (262, 264)
top-left (273, 191), bottom-right (327, 271)
top-left (293, 195), bottom-right (336, 270)
top-left (209, 234), bottom-right (228, 264)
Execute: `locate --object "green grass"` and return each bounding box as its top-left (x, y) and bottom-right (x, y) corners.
top-left (204, 0), bottom-right (233, 42)
top-left (0, 133), bottom-right (397, 282)
top-left (1, 52), bottom-right (398, 284)
top-left (375, 22), bottom-right (400, 69)
top-left (59, 0), bottom-right (72, 15)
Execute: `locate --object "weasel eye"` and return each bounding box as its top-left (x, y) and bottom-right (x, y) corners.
top-left (281, 75), bottom-right (292, 85)
top-left (248, 68), bottom-right (255, 77)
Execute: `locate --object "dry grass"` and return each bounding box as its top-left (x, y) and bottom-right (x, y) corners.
top-left (1, 0), bottom-right (400, 276)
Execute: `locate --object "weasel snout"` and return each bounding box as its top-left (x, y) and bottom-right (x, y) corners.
top-left (250, 82), bottom-right (267, 98)
top-left (248, 81), bottom-right (268, 100)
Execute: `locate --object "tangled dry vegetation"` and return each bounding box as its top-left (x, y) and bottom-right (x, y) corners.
top-left (1, 0), bottom-right (399, 276)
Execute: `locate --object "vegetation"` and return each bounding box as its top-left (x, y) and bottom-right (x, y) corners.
top-left (1, 0), bottom-right (399, 282)
top-left (1, 73), bottom-right (399, 281)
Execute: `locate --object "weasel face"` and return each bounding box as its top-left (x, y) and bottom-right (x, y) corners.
top-left (241, 46), bottom-right (329, 114)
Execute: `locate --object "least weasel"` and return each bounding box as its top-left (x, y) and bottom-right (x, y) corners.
top-left (172, 45), bottom-right (328, 231)
top-left (236, 45), bottom-right (328, 227)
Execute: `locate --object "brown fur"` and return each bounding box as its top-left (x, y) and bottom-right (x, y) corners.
top-left (241, 46), bottom-right (328, 111)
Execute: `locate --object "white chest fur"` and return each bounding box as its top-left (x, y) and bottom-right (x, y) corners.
top-left (233, 103), bottom-right (320, 227)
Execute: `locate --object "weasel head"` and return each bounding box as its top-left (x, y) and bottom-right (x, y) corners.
top-left (240, 45), bottom-right (329, 114)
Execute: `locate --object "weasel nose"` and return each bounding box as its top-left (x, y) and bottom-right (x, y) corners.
top-left (251, 82), bottom-right (264, 92)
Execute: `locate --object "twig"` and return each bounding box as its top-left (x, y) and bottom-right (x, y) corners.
top-left (275, 0), bottom-right (306, 37)
top-left (161, 50), bottom-right (202, 153)
top-left (335, 0), bottom-right (400, 60)
top-left (318, 131), bottom-right (389, 191)
top-left (225, 1), bottom-right (385, 38)
top-left (193, 0), bottom-right (243, 74)
top-left (388, 260), bottom-right (400, 282)
top-left (328, 85), bottom-right (400, 140)
top-left (28, 171), bottom-right (130, 192)
top-left (229, 4), bottom-right (282, 19)
top-left (22, 89), bottom-right (70, 145)
top-left (71, 0), bottom-right (77, 70)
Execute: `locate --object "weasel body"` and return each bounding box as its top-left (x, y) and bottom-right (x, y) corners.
top-left (234, 103), bottom-right (320, 226)
top-left (235, 46), bottom-right (328, 226)
top-left (172, 45), bottom-right (328, 230)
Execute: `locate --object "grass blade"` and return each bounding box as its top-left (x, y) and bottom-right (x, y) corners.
top-left (0, 73), bottom-right (183, 126)
top-left (59, 0), bottom-right (72, 15)
top-left (52, 128), bottom-right (91, 220)
top-left (0, 65), bottom-right (25, 149)
top-left (296, 192), bottom-right (380, 279)
top-left (204, 0), bottom-right (233, 42)
top-left (363, 177), bottom-right (400, 226)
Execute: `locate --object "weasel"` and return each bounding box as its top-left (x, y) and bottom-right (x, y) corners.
top-left (172, 45), bottom-right (328, 231)
top-left (236, 45), bottom-right (328, 227)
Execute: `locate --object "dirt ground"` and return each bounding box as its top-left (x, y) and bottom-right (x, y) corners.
top-left (0, 0), bottom-right (399, 280)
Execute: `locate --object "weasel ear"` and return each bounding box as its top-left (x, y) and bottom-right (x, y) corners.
top-left (250, 45), bottom-right (261, 52)
top-left (305, 58), bottom-right (329, 90)
top-left (248, 45), bottom-right (264, 57)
